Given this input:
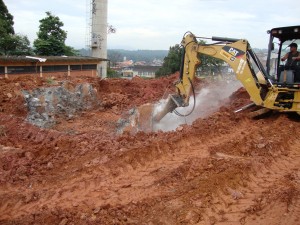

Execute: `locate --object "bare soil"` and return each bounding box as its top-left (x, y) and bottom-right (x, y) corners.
top-left (0, 74), bottom-right (300, 225)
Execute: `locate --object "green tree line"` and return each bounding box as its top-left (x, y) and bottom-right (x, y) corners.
top-left (0, 0), bottom-right (77, 56)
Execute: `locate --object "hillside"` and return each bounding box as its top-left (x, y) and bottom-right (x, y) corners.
top-left (79, 48), bottom-right (168, 63)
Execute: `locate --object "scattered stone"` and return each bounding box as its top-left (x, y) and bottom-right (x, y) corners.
top-left (93, 207), bottom-right (101, 214)
top-left (6, 93), bottom-right (13, 98)
top-left (59, 218), bottom-right (68, 225)
top-left (47, 162), bottom-right (54, 169)
top-left (257, 143), bottom-right (266, 149)
top-left (25, 152), bottom-right (34, 160)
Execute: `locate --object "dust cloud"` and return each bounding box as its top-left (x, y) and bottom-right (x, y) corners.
top-left (153, 79), bottom-right (242, 131)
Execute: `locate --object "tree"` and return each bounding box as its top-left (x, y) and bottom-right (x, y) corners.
top-left (0, 33), bottom-right (32, 55)
top-left (156, 40), bottom-right (224, 77)
top-left (12, 34), bottom-right (34, 55)
top-left (64, 45), bottom-right (79, 56)
top-left (156, 44), bottom-right (182, 77)
top-left (34, 11), bottom-right (77, 56)
top-left (0, 0), bottom-right (15, 55)
top-left (0, 0), bottom-right (32, 55)
top-left (0, 0), bottom-right (14, 35)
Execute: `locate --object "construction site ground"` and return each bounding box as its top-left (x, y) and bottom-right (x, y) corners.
top-left (0, 74), bottom-right (300, 225)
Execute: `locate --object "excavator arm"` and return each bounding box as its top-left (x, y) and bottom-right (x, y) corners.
top-left (154, 32), bottom-right (273, 121)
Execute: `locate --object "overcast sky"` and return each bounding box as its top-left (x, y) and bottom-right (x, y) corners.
top-left (4, 0), bottom-right (300, 50)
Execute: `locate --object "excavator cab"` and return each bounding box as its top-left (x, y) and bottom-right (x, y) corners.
top-left (266, 26), bottom-right (300, 85)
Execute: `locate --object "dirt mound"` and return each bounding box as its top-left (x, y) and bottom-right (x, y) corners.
top-left (0, 74), bottom-right (300, 225)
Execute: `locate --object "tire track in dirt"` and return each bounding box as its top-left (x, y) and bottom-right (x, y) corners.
top-left (1, 112), bottom-right (300, 224)
top-left (242, 142), bottom-right (300, 225)
top-left (0, 117), bottom-right (250, 221)
top-left (200, 138), bottom-right (300, 225)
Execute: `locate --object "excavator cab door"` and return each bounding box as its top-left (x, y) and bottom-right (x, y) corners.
top-left (268, 26), bottom-right (300, 84)
top-left (278, 39), bottom-right (300, 83)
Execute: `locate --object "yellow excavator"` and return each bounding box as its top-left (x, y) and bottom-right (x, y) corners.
top-left (153, 25), bottom-right (300, 122)
top-left (119, 25), bottom-right (300, 134)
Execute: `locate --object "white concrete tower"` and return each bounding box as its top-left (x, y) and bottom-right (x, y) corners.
top-left (91, 0), bottom-right (107, 78)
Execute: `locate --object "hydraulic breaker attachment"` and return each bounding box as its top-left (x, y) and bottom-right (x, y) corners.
top-left (153, 94), bottom-right (185, 122)
top-left (117, 94), bottom-right (185, 134)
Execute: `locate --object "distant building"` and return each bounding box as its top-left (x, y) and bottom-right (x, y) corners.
top-left (132, 65), bottom-right (161, 78)
top-left (112, 65), bottom-right (161, 78)
top-left (116, 60), bottom-right (134, 68)
top-left (111, 57), bottom-right (162, 79)
top-left (151, 58), bottom-right (163, 66)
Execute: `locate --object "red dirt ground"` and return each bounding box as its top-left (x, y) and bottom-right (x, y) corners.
top-left (0, 74), bottom-right (300, 225)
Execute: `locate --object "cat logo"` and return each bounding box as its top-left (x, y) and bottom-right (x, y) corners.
top-left (222, 46), bottom-right (245, 58)
top-left (228, 48), bottom-right (239, 57)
